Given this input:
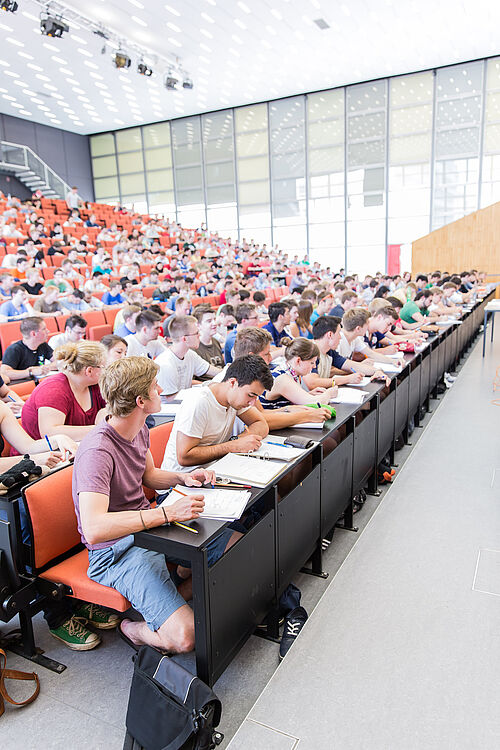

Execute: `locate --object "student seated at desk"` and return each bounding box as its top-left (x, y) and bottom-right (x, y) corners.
top-left (338, 308), bottom-right (404, 368)
top-left (155, 315), bottom-right (221, 398)
top-left (75, 356), bottom-right (231, 654)
top-left (259, 338), bottom-right (338, 410)
top-left (399, 290), bottom-right (440, 328)
top-left (1, 317), bottom-right (54, 382)
top-left (212, 328), bottom-right (332, 428)
top-left (161, 354), bottom-right (271, 473)
top-left (125, 310), bottom-right (167, 359)
top-left (305, 316), bottom-right (366, 390)
top-left (20, 341), bottom-right (107, 446)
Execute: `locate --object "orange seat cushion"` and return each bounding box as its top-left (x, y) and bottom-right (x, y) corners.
top-left (39, 549), bottom-right (130, 612)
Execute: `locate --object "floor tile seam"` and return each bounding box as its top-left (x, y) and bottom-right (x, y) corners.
top-left (245, 717), bottom-right (300, 741)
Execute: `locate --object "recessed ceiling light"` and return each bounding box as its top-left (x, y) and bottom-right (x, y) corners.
top-left (7, 37), bottom-right (24, 47)
top-left (234, 18), bottom-right (246, 29)
top-left (72, 35), bottom-right (86, 44)
top-left (165, 4), bottom-right (180, 16)
top-left (237, 1), bottom-right (250, 12)
top-left (36, 73), bottom-right (50, 81)
top-left (51, 56), bottom-right (67, 64)
top-left (19, 110), bottom-right (33, 116)
top-left (200, 29), bottom-right (212, 38)
top-left (84, 61), bottom-right (99, 70)
top-left (2, 94), bottom-right (17, 101)
top-left (0, 22), bottom-right (13, 32)
top-left (27, 63), bottom-right (43, 71)
top-left (4, 71), bottom-right (20, 78)
top-left (78, 48), bottom-right (92, 57)
top-left (44, 84), bottom-right (58, 91)
top-left (22, 11), bottom-right (38, 21)
top-left (131, 15), bottom-right (147, 26)
top-left (169, 36), bottom-right (181, 47)
top-left (18, 51), bottom-right (34, 60)
top-left (128, 0), bottom-right (144, 7)
top-left (167, 21), bottom-right (181, 32)
top-left (200, 43), bottom-right (211, 52)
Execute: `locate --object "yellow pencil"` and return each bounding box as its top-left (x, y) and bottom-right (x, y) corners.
top-left (173, 521), bottom-right (199, 534)
top-left (170, 487), bottom-right (200, 533)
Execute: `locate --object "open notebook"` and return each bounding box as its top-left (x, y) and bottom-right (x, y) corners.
top-left (330, 388), bottom-right (369, 405)
top-left (209, 453), bottom-right (288, 488)
top-left (164, 485), bottom-right (250, 521)
top-left (235, 437), bottom-right (308, 462)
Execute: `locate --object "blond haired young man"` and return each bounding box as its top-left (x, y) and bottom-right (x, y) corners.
top-left (74, 356), bottom-right (233, 654)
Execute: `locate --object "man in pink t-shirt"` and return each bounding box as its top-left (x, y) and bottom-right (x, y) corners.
top-left (73, 356), bottom-right (234, 654)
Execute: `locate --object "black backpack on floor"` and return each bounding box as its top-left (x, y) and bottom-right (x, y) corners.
top-left (125, 646), bottom-right (223, 750)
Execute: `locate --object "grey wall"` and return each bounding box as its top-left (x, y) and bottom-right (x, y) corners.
top-left (0, 172), bottom-right (31, 200)
top-left (0, 114), bottom-right (94, 201)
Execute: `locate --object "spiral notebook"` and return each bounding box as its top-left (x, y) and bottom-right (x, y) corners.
top-left (209, 453), bottom-right (287, 488)
top-left (166, 485), bottom-right (250, 521)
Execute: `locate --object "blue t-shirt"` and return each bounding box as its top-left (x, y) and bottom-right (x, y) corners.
top-left (262, 321), bottom-right (287, 347)
top-left (101, 291), bottom-right (124, 306)
top-left (224, 327), bottom-right (237, 364)
top-left (364, 331), bottom-right (385, 348)
top-left (115, 323), bottom-right (133, 338)
top-left (0, 300), bottom-right (30, 320)
top-left (329, 304), bottom-right (344, 318)
top-left (327, 349), bottom-right (347, 369)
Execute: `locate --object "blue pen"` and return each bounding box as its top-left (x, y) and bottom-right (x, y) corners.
top-left (7, 395), bottom-right (16, 402)
top-left (44, 434), bottom-right (54, 451)
top-left (266, 441), bottom-right (293, 448)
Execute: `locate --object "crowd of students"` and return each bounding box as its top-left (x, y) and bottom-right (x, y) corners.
top-left (0, 190), bottom-right (486, 658)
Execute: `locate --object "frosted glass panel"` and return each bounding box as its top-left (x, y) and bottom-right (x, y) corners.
top-left (236, 131), bottom-right (268, 157)
top-left (90, 133), bottom-right (115, 157)
top-left (235, 103), bottom-right (268, 132)
top-left (145, 147), bottom-right (172, 170)
top-left (120, 173), bottom-right (145, 194)
top-left (147, 170), bottom-right (174, 192)
top-left (143, 122), bottom-right (171, 149)
top-left (238, 156), bottom-right (269, 181)
top-left (92, 155), bottom-right (117, 178)
top-left (118, 151), bottom-right (144, 174)
top-left (94, 176), bottom-right (119, 199)
top-left (115, 128), bottom-right (142, 151)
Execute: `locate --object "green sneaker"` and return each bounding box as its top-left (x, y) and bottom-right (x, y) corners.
top-left (73, 603), bottom-right (120, 630)
top-left (50, 616), bottom-right (101, 651)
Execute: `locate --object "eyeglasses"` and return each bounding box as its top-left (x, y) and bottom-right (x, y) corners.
top-left (184, 331), bottom-right (200, 338)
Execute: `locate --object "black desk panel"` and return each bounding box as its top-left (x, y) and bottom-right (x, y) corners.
top-left (321, 430), bottom-right (354, 536)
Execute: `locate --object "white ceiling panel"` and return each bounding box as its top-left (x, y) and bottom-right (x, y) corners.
top-left (0, 0), bottom-right (499, 134)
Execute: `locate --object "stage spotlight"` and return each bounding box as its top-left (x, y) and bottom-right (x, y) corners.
top-left (182, 77), bottom-right (193, 89)
top-left (137, 62), bottom-right (153, 76)
top-left (114, 51), bottom-right (131, 69)
top-left (165, 72), bottom-right (178, 90)
top-left (40, 14), bottom-right (69, 38)
top-left (0, 0), bottom-right (18, 12)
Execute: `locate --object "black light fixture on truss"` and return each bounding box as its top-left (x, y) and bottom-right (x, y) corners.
top-left (0, 0), bottom-right (18, 12)
top-left (40, 12), bottom-right (69, 37)
top-left (137, 62), bottom-right (153, 76)
top-left (114, 50), bottom-right (131, 69)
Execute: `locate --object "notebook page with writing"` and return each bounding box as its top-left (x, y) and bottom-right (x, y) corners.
top-left (166, 486), bottom-right (250, 520)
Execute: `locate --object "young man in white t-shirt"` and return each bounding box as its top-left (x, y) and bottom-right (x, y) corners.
top-left (155, 315), bottom-right (221, 398)
top-left (161, 354), bottom-right (272, 473)
top-left (339, 308), bottom-right (404, 366)
top-left (125, 310), bottom-right (167, 359)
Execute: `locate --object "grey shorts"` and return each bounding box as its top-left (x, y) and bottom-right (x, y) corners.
top-left (87, 528), bottom-right (233, 632)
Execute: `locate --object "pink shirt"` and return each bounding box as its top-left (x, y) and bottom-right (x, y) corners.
top-left (21, 372), bottom-right (105, 442)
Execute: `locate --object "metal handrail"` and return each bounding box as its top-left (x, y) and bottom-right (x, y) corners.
top-left (0, 140), bottom-right (71, 198)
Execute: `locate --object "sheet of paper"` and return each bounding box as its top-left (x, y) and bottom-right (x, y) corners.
top-left (164, 486), bottom-right (251, 520)
top-left (295, 422), bottom-right (327, 429)
top-left (209, 454), bottom-right (287, 487)
top-left (346, 376), bottom-right (371, 388)
top-left (376, 361), bottom-right (402, 373)
top-left (330, 388), bottom-right (369, 405)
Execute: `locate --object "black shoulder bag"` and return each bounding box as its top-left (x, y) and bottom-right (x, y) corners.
top-left (125, 646), bottom-right (223, 750)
